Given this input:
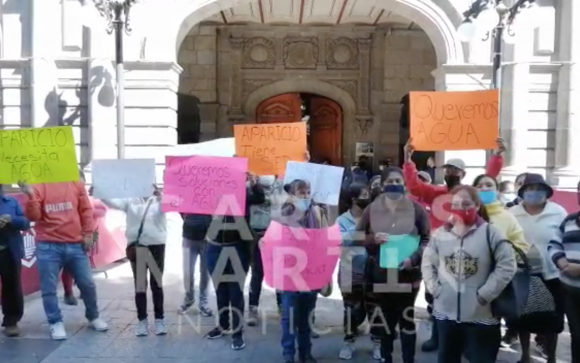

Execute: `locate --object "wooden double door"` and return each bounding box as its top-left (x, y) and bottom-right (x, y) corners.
top-left (256, 93), bottom-right (342, 165)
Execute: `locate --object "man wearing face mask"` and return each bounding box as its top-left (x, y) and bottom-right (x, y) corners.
top-left (402, 137), bottom-right (506, 207)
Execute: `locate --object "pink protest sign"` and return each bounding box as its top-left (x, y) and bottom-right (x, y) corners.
top-left (260, 221), bottom-right (341, 291)
top-left (162, 156), bottom-right (248, 216)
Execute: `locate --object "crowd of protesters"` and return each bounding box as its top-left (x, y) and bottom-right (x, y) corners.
top-left (0, 138), bottom-right (579, 363)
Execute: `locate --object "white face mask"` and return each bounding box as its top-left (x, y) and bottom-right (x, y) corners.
top-left (258, 176), bottom-right (276, 187)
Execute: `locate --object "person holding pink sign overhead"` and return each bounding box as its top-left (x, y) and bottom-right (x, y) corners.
top-left (273, 179), bottom-right (328, 363)
top-left (203, 173), bottom-right (265, 351)
top-left (356, 167), bottom-right (431, 363)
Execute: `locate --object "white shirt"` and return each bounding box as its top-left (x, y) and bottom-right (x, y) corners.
top-left (102, 197), bottom-right (167, 246)
top-left (510, 201), bottom-right (568, 280)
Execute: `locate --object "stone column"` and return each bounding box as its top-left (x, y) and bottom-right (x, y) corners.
top-left (553, 0), bottom-right (580, 187)
top-left (29, 0), bottom-right (59, 127)
top-left (499, 32), bottom-right (532, 180)
top-left (227, 37), bottom-right (245, 124)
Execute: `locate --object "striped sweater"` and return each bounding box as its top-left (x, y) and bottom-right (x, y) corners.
top-left (548, 212), bottom-right (580, 288)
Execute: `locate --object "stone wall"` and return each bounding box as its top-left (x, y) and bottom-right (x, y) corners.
top-left (177, 24), bottom-right (437, 166)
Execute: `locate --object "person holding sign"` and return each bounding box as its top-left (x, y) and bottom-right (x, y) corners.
top-left (203, 173), bottom-right (265, 351)
top-left (267, 179), bottom-right (329, 363)
top-left (336, 183), bottom-right (382, 360)
top-left (421, 185), bottom-right (516, 363)
top-left (19, 180), bottom-right (108, 340)
top-left (0, 184), bottom-right (30, 337)
top-left (402, 137), bottom-right (506, 206)
top-left (99, 184), bottom-right (169, 337)
top-left (355, 167), bottom-right (430, 363)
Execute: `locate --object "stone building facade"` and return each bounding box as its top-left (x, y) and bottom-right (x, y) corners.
top-left (1, 0), bottom-right (578, 186)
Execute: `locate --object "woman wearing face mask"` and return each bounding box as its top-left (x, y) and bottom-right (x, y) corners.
top-left (509, 173), bottom-right (567, 363)
top-left (274, 179), bottom-right (328, 363)
top-left (336, 183), bottom-right (381, 360)
top-left (356, 167), bottom-right (431, 363)
top-left (505, 173), bottom-right (528, 208)
top-left (498, 180), bottom-right (516, 206)
top-left (549, 180), bottom-right (580, 363)
top-left (422, 185), bottom-right (516, 363)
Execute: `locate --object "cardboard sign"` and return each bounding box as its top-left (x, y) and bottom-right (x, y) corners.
top-left (379, 234), bottom-right (420, 268)
top-left (92, 159), bottom-right (156, 199)
top-left (234, 122), bottom-right (307, 175)
top-left (162, 155), bottom-right (248, 216)
top-left (260, 221), bottom-right (341, 291)
top-left (283, 161), bottom-right (344, 205)
top-left (0, 126), bottom-right (79, 184)
top-left (410, 90), bottom-right (499, 151)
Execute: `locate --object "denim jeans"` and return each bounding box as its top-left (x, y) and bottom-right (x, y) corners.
top-left (280, 291), bottom-right (318, 360)
top-left (436, 319), bottom-right (500, 363)
top-left (248, 230), bottom-right (265, 307)
top-left (182, 238), bottom-right (211, 306)
top-left (205, 242), bottom-right (250, 337)
top-left (36, 242), bottom-right (99, 325)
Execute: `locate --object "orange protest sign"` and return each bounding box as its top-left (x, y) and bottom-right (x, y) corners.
top-left (410, 89), bottom-right (499, 151)
top-left (234, 122), bottom-right (307, 175)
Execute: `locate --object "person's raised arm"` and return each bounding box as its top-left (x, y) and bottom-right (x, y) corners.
top-left (402, 139), bottom-right (447, 204)
top-left (20, 182), bottom-right (42, 222)
top-left (485, 138), bottom-right (506, 177)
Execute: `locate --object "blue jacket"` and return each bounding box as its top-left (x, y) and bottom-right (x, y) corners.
top-left (0, 195), bottom-right (31, 262)
top-left (336, 211), bottom-right (367, 274)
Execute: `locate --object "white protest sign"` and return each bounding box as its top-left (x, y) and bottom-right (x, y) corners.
top-left (92, 159), bottom-right (156, 199)
top-left (168, 138), bottom-right (235, 157)
top-left (283, 161), bottom-right (344, 205)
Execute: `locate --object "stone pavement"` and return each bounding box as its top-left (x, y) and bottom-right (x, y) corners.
top-left (2, 259), bottom-right (573, 363)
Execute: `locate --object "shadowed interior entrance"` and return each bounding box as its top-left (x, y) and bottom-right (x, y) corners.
top-left (256, 93), bottom-right (343, 165)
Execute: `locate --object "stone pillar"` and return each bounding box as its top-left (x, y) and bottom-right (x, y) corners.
top-left (29, 0), bottom-right (59, 127)
top-left (553, 0), bottom-right (580, 188)
top-left (499, 32), bottom-right (532, 180)
top-left (123, 61), bottom-right (182, 184)
top-left (431, 64), bottom-right (496, 183)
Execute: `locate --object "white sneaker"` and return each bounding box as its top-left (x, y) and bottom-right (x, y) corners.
top-left (154, 319), bottom-right (167, 335)
top-left (372, 341), bottom-right (381, 360)
top-left (89, 318), bottom-right (108, 332)
top-left (50, 322), bottom-right (67, 340)
top-left (135, 320), bottom-right (149, 337)
top-left (339, 342), bottom-right (355, 359)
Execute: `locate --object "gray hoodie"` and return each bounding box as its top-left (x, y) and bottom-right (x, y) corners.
top-left (421, 220), bottom-right (516, 323)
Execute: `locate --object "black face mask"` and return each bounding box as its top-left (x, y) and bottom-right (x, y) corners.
top-left (356, 198), bottom-right (371, 209)
top-left (444, 175), bottom-right (461, 189)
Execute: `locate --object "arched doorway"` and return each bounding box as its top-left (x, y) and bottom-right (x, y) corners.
top-left (256, 93), bottom-right (343, 165)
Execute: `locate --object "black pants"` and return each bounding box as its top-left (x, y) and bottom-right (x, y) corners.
top-left (129, 245), bottom-right (166, 321)
top-left (564, 284), bottom-right (580, 363)
top-left (0, 249), bottom-right (24, 327)
top-left (248, 230), bottom-right (265, 307)
top-left (437, 320), bottom-right (500, 363)
top-left (342, 284), bottom-right (381, 341)
top-left (374, 288), bottom-right (419, 362)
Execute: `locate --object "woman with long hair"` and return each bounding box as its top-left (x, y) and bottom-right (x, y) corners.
top-left (422, 185), bottom-right (516, 363)
top-left (356, 167), bottom-right (431, 363)
top-left (336, 182), bottom-right (381, 360)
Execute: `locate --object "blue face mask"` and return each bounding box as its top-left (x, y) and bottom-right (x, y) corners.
top-left (383, 184), bottom-right (405, 200)
top-left (478, 190), bottom-right (497, 205)
top-left (522, 190), bottom-right (547, 206)
top-left (294, 198), bottom-right (311, 212)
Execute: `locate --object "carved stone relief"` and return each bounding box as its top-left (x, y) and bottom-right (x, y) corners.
top-left (326, 37), bottom-right (359, 70)
top-left (283, 37), bottom-right (319, 69)
top-left (242, 79), bottom-right (280, 100)
top-left (356, 116), bottom-right (373, 134)
top-left (324, 79), bottom-right (358, 101)
top-left (242, 37), bottom-right (276, 69)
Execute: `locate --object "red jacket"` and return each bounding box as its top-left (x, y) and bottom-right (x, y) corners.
top-left (404, 155), bottom-right (504, 229)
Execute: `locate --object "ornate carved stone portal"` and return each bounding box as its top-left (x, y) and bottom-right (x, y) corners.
top-left (283, 37), bottom-right (319, 69)
top-left (325, 37), bottom-right (360, 70)
top-left (242, 37), bottom-right (276, 69)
